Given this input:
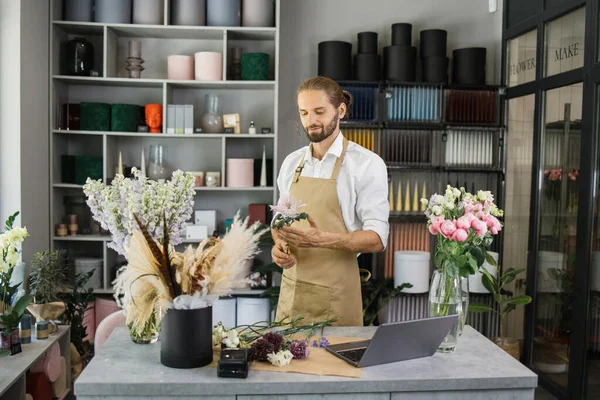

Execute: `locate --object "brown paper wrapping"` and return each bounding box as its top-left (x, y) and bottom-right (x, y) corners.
top-left (209, 336), bottom-right (365, 378)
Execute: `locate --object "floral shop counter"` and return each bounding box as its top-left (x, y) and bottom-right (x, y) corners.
top-left (74, 325), bottom-right (537, 400)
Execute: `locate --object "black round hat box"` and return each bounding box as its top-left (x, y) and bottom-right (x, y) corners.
top-left (160, 306), bottom-right (213, 369)
top-left (392, 23), bottom-right (412, 46)
top-left (422, 56), bottom-right (449, 83)
top-left (354, 53), bottom-right (381, 81)
top-left (318, 41), bottom-right (352, 81)
top-left (452, 47), bottom-right (486, 85)
top-left (358, 31), bottom-right (378, 54)
top-left (384, 45), bottom-right (417, 82)
top-left (420, 29), bottom-right (447, 58)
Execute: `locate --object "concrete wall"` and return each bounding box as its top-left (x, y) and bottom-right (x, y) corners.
top-left (277, 0), bottom-right (504, 163)
top-left (0, 0), bottom-right (50, 262)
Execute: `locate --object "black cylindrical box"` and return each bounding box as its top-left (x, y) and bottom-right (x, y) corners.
top-left (160, 307), bottom-right (213, 369)
top-left (422, 56), bottom-right (449, 83)
top-left (384, 45), bottom-right (417, 82)
top-left (420, 29), bottom-right (447, 58)
top-left (354, 54), bottom-right (381, 81)
top-left (318, 41), bottom-right (352, 80)
top-left (452, 47), bottom-right (486, 85)
top-left (358, 32), bottom-right (378, 54)
top-left (392, 23), bottom-right (412, 46)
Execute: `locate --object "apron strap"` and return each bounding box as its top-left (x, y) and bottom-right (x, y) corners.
top-left (331, 138), bottom-right (349, 180)
top-left (293, 156), bottom-right (306, 183)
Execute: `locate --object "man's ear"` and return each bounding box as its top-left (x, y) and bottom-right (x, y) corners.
top-left (339, 103), bottom-right (347, 120)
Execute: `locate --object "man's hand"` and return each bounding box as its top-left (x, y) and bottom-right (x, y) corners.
top-left (271, 240), bottom-right (296, 269)
top-left (277, 215), bottom-right (321, 248)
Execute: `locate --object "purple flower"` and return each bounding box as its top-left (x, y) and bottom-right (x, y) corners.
top-left (288, 340), bottom-right (309, 359)
top-left (262, 332), bottom-right (284, 352)
top-left (311, 336), bottom-right (329, 348)
top-left (250, 337), bottom-right (275, 361)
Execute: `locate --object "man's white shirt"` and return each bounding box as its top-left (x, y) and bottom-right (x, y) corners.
top-left (276, 132), bottom-right (390, 249)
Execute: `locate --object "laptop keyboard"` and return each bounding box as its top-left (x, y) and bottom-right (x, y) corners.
top-left (338, 347), bottom-right (367, 363)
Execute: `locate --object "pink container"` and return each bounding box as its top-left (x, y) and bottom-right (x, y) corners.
top-left (168, 55), bottom-right (194, 80)
top-left (95, 297), bottom-right (120, 331)
top-left (194, 52), bottom-right (223, 81)
top-left (227, 158), bottom-right (254, 187)
top-left (44, 343), bottom-right (61, 383)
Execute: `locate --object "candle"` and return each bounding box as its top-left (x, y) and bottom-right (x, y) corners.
top-left (260, 146), bottom-right (267, 187)
top-left (421, 182), bottom-right (427, 211)
top-left (412, 181), bottom-right (419, 212)
top-left (388, 181), bottom-right (394, 211)
top-left (396, 181), bottom-right (402, 212)
top-left (118, 152), bottom-right (123, 175)
top-left (404, 181), bottom-right (410, 212)
top-left (141, 149), bottom-right (146, 177)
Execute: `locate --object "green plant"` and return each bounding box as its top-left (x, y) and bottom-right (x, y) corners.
top-left (0, 211), bottom-right (28, 313)
top-left (29, 250), bottom-right (68, 304)
top-left (469, 264), bottom-right (532, 339)
top-left (362, 278), bottom-right (413, 326)
top-left (0, 294), bottom-right (33, 332)
top-left (59, 270), bottom-right (95, 355)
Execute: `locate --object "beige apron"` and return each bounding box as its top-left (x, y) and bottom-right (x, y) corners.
top-left (275, 138), bottom-right (364, 326)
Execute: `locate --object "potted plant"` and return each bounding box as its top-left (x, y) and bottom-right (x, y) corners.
top-left (0, 211), bottom-right (29, 312)
top-left (469, 265), bottom-right (532, 360)
top-left (362, 278), bottom-right (412, 326)
top-left (0, 294), bottom-right (33, 350)
top-left (27, 250), bottom-right (68, 331)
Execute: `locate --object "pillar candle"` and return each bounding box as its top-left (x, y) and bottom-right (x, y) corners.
top-left (141, 149), bottom-right (146, 177)
top-left (412, 181), bottom-right (419, 212)
top-left (389, 181), bottom-right (394, 211)
top-left (396, 181), bottom-right (402, 212)
top-left (421, 182), bottom-right (427, 211)
top-left (404, 181), bottom-right (411, 212)
top-left (118, 152), bottom-right (123, 175)
top-left (260, 146), bottom-right (267, 187)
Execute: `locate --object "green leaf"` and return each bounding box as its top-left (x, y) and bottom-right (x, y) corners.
top-left (4, 211), bottom-right (19, 231)
top-left (500, 268), bottom-right (524, 287)
top-left (445, 259), bottom-right (459, 277)
top-left (484, 251), bottom-right (497, 266)
top-left (466, 255), bottom-right (478, 275)
top-left (481, 270), bottom-right (496, 294)
top-left (12, 294), bottom-right (33, 317)
top-left (434, 251), bottom-right (444, 270)
top-left (469, 303), bottom-right (494, 313)
top-left (468, 246), bottom-right (485, 267)
top-left (505, 295), bottom-right (532, 306)
top-left (456, 255), bottom-right (468, 269)
top-left (493, 293), bottom-right (504, 304)
top-left (503, 303), bottom-right (517, 314)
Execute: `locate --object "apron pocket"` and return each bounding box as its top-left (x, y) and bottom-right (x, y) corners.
top-left (290, 279), bottom-right (332, 322)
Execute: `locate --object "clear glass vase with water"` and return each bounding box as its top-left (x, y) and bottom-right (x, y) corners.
top-left (429, 269), bottom-right (462, 353)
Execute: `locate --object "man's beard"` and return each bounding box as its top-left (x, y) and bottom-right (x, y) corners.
top-left (303, 112), bottom-right (338, 143)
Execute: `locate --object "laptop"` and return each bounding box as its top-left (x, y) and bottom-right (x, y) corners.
top-left (325, 315), bottom-right (458, 367)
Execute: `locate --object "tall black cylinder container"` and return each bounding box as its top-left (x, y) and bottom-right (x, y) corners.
top-left (452, 47), bottom-right (486, 85)
top-left (318, 41), bottom-right (352, 81)
top-left (160, 306), bottom-right (213, 369)
top-left (420, 29), bottom-right (447, 58)
top-left (422, 56), bottom-right (449, 83)
top-left (384, 45), bottom-right (416, 82)
top-left (62, 37), bottom-right (95, 76)
top-left (392, 23), bottom-right (412, 46)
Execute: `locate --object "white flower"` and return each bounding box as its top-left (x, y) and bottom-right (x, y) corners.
top-left (267, 350), bottom-right (293, 367)
top-left (453, 187), bottom-right (461, 197)
top-left (477, 190), bottom-right (494, 203)
top-left (222, 329), bottom-right (240, 348)
top-left (420, 198), bottom-right (428, 206)
top-left (446, 202), bottom-right (455, 210)
top-left (431, 205), bottom-right (442, 215)
top-left (270, 195), bottom-right (306, 218)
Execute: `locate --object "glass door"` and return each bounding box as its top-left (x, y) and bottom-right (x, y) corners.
top-left (533, 83), bottom-right (582, 389)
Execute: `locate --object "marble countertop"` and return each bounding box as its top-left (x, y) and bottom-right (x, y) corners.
top-left (75, 326), bottom-right (537, 397)
top-left (0, 325), bottom-right (69, 396)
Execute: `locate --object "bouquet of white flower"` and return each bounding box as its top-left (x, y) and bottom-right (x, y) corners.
top-left (0, 212), bottom-right (29, 314)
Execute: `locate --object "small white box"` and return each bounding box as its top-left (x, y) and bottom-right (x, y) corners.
top-left (166, 105), bottom-right (175, 134)
top-left (185, 224), bottom-right (208, 240)
top-left (194, 210), bottom-right (216, 235)
top-left (175, 105), bottom-right (184, 134)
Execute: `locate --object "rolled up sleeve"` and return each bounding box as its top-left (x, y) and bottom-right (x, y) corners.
top-left (355, 156), bottom-right (390, 249)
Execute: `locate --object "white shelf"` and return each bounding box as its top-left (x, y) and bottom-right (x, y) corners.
top-left (53, 235), bottom-right (110, 242)
top-left (53, 130), bottom-right (275, 138)
top-left (52, 75), bottom-right (275, 89)
top-left (53, 183), bottom-right (84, 189)
top-left (53, 20), bottom-right (276, 40)
top-left (194, 186), bottom-right (274, 191)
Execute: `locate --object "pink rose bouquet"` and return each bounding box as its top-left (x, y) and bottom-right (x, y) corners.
top-left (421, 185), bottom-right (504, 278)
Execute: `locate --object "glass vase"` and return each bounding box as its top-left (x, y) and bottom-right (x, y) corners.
top-left (459, 276), bottom-right (469, 336)
top-left (429, 269), bottom-right (462, 353)
top-left (201, 94), bottom-right (224, 133)
top-left (129, 307), bottom-right (162, 345)
top-left (147, 145), bottom-right (169, 182)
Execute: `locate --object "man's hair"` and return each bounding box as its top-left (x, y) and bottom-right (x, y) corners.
top-left (297, 76), bottom-right (353, 120)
